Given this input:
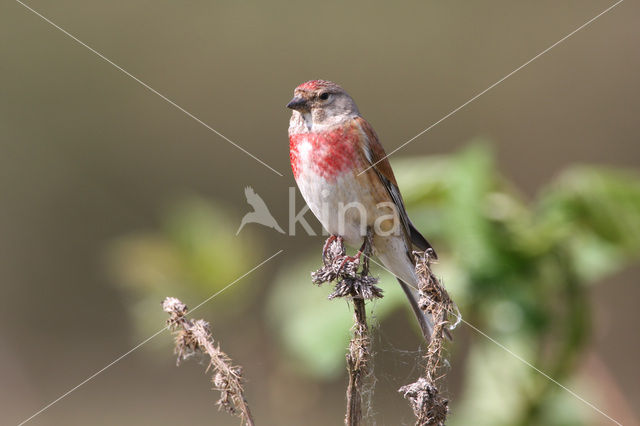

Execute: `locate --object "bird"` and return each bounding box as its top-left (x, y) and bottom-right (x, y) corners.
top-left (236, 186), bottom-right (285, 235)
top-left (287, 79), bottom-right (438, 342)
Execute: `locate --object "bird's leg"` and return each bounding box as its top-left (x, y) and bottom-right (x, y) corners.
top-left (322, 235), bottom-right (343, 265)
top-left (322, 235), bottom-right (337, 259)
top-left (337, 235), bottom-right (370, 273)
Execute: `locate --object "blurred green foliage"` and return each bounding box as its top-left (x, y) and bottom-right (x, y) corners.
top-left (107, 196), bottom-right (263, 341)
top-left (268, 141), bottom-right (640, 425)
top-left (109, 143), bottom-right (640, 424)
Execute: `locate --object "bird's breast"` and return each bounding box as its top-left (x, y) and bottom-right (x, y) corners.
top-left (289, 128), bottom-right (359, 182)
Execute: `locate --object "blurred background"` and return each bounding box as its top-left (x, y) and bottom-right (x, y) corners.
top-left (1, 0), bottom-right (639, 425)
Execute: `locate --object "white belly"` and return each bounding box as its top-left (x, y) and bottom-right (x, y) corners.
top-left (297, 172), bottom-right (366, 247)
top-left (293, 139), bottom-right (419, 287)
top-left (294, 142), bottom-right (376, 247)
top-left (296, 165), bottom-right (417, 285)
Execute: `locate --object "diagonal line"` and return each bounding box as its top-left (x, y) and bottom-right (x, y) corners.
top-left (15, 0), bottom-right (284, 177)
top-left (456, 316), bottom-right (622, 426)
top-left (189, 250), bottom-right (283, 314)
top-left (365, 256), bottom-right (622, 425)
top-left (17, 328), bottom-right (166, 426)
top-left (359, 0), bottom-right (625, 176)
top-left (17, 249), bottom-right (284, 426)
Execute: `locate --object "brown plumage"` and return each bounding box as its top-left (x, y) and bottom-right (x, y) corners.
top-left (288, 80), bottom-right (438, 342)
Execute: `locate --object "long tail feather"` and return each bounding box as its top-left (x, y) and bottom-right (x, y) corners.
top-left (397, 278), bottom-right (433, 344)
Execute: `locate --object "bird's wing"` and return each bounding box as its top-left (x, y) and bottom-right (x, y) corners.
top-left (354, 116), bottom-right (436, 258)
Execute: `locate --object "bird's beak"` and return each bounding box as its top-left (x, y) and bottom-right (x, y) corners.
top-left (286, 96), bottom-right (308, 111)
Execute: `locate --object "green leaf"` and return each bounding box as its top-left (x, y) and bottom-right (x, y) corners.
top-left (539, 166), bottom-right (640, 281)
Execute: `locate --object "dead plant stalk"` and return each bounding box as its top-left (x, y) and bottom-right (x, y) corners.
top-left (162, 297), bottom-right (255, 426)
top-left (312, 229), bottom-right (382, 426)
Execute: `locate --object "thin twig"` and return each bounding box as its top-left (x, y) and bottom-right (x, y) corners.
top-left (162, 297), bottom-right (255, 426)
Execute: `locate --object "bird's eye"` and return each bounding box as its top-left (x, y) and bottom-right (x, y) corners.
top-left (319, 92), bottom-right (330, 100)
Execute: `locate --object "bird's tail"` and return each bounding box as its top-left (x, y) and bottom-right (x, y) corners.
top-left (375, 237), bottom-right (451, 343)
top-left (397, 278), bottom-right (434, 344)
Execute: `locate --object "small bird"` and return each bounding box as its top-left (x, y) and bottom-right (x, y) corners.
top-left (236, 186), bottom-right (285, 235)
top-left (287, 80), bottom-right (438, 341)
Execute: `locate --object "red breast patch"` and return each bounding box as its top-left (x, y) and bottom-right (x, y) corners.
top-left (289, 127), bottom-right (359, 181)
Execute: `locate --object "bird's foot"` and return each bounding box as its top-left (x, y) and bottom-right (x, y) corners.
top-left (337, 249), bottom-right (364, 274)
top-left (336, 254), bottom-right (359, 275)
top-left (313, 230), bottom-right (381, 299)
top-left (322, 235), bottom-right (343, 265)
top-left (336, 237), bottom-right (369, 274)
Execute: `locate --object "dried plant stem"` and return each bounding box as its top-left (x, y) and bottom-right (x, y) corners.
top-left (162, 297), bottom-right (255, 426)
top-left (312, 231), bottom-right (458, 425)
top-left (345, 296), bottom-right (369, 426)
top-left (400, 250), bottom-right (459, 426)
top-left (313, 228), bottom-right (380, 426)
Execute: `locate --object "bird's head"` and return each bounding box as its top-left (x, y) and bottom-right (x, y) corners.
top-left (287, 80), bottom-right (359, 130)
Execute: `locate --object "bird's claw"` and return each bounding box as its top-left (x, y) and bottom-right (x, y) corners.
top-left (322, 235), bottom-right (337, 262)
top-left (337, 251), bottom-right (362, 274)
top-left (322, 235), bottom-right (346, 266)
